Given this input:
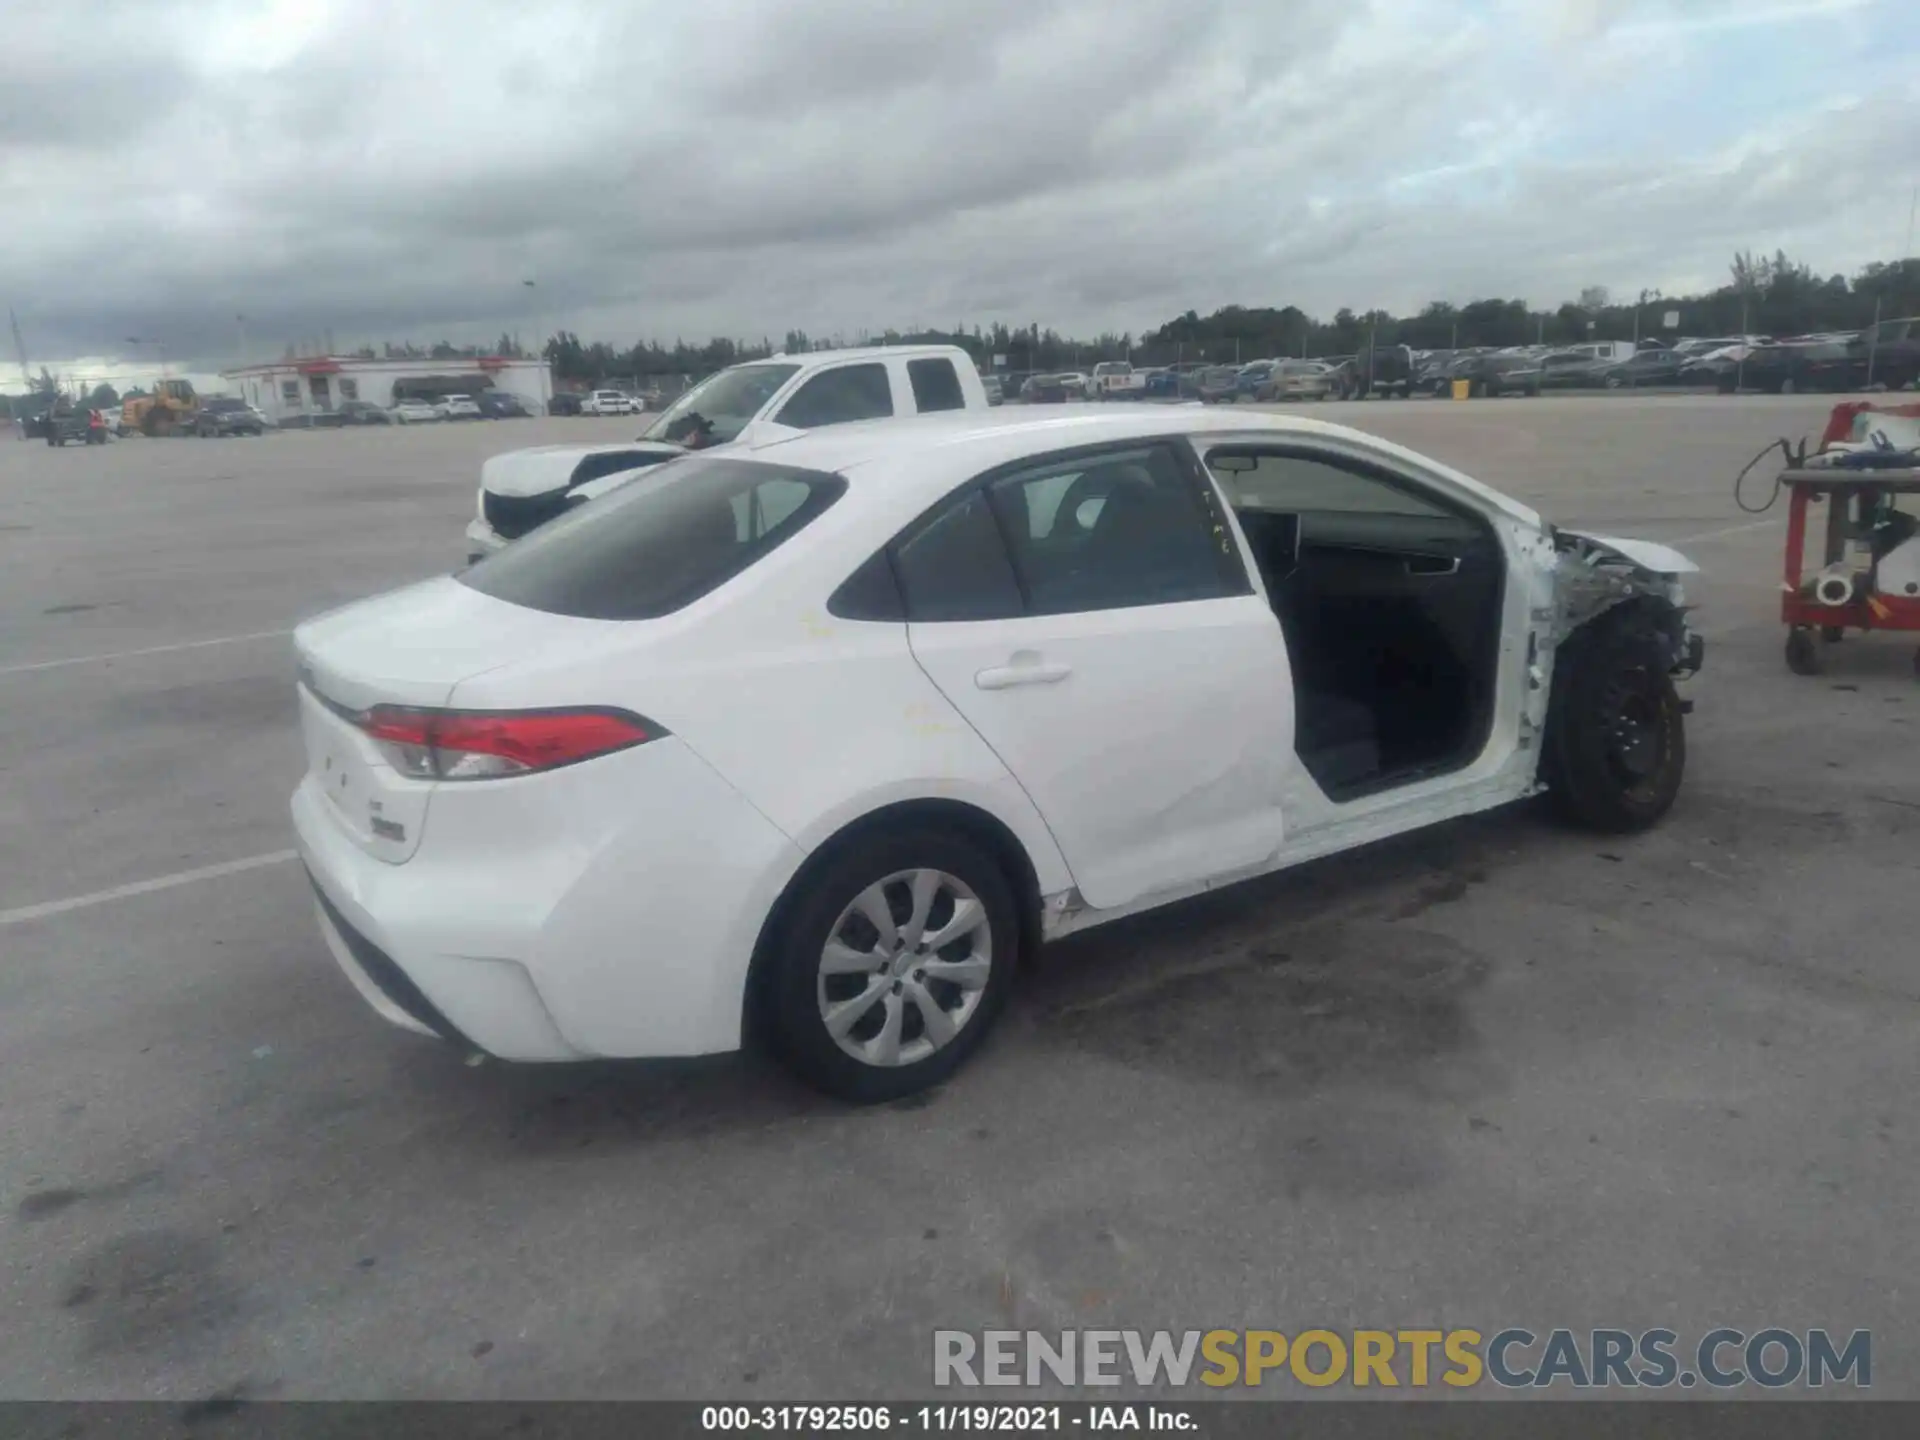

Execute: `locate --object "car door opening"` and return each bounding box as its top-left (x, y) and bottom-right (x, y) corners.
top-left (1207, 447), bottom-right (1505, 801)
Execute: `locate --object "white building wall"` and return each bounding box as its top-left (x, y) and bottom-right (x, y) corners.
top-left (226, 360), bottom-right (552, 424)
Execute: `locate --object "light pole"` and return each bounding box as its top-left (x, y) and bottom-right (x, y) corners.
top-left (522, 279), bottom-right (548, 404)
top-left (1633, 288), bottom-right (1661, 349)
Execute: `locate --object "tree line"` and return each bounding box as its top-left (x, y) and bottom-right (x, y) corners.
top-left (534, 250), bottom-right (1919, 387)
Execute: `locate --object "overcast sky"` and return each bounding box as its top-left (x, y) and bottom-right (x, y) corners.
top-left (3, 0), bottom-right (1917, 384)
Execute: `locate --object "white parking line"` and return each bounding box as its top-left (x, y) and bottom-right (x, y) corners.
top-left (0, 850), bottom-right (299, 927)
top-left (1668, 518), bottom-right (1782, 545)
top-left (0, 629), bottom-right (293, 677)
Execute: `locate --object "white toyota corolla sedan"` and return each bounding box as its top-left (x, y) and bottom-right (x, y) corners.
top-left (292, 408), bottom-right (1704, 1101)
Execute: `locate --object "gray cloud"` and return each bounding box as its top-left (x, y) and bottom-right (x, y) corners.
top-left (2, 0), bottom-right (1915, 375)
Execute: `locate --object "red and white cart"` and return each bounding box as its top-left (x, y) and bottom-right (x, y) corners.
top-left (1777, 400), bottom-right (1920, 676)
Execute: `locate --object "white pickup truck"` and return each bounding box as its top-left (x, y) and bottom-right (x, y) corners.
top-left (466, 344), bottom-right (991, 560)
top-left (1090, 361), bottom-right (1146, 399)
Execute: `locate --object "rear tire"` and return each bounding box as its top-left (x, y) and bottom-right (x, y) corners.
top-left (1542, 606), bottom-right (1688, 832)
top-left (762, 828), bottom-right (1020, 1103)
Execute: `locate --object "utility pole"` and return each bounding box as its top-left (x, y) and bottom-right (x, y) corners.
top-left (1738, 297), bottom-right (1747, 392)
top-left (8, 307), bottom-right (29, 389)
top-left (522, 279), bottom-right (546, 404)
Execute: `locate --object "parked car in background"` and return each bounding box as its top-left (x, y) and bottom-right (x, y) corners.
top-left (1257, 360), bottom-right (1336, 401)
top-left (1445, 352), bottom-right (1544, 398)
top-left (1561, 341), bottom-right (1640, 364)
top-left (1142, 368), bottom-right (1181, 398)
top-left (979, 374), bottom-right (1004, 406)
top-left (1855, 315), bottom-right (1920, 391)
top-left (1021, 374), bottom-right (1083, 404)
top-left (1196, 366), bottom-right (1243, 403)
top-left (476, 391), bottom-right (533, 419)
top-left (1333, 344), bottom-right (1417, 399)
top-left (335, 399), bottom-right (393, 425)
top-left (194, 397), bottom-right (268, 436)
top-left (1668, 337), bottom-right (1748, 361)
top-left (1536, 351), bottom-right (1614, 390)
top-left (1597, 349), bottom-right (1685, 388)
top-left (584, 390), bottom-right (639, 416)
top-left (391, 399), bottom-right (440, 424)
top-left (435, 394), bottom-right (483, 421)
top-left (1414, 350), bottom-right (1462, 395)
top-left (1091, 361), bottom-right (1145, 400)
top-left (1235, 360), bottom-right (1276, 399)
top-left (467, 344), bottom-right (991, 559)
top-left (548, 392), bottom-right (585, 416)
top-left (295, 407), bottom-right (1703, 1100)
top-left (1712, 340), bottom-right (1864, 394)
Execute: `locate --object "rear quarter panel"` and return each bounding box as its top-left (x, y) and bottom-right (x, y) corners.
top-left (444, 495), bottom-right (1076, 898)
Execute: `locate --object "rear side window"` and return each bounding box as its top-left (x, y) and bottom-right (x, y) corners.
top-left (985, 444), bottom-right (1240, 614)
top-left (907, 358), bottom-right (966, 413)
top-left (892, 490), bottom-right (1023, 622)
top-left (460, 458), bottom-right (845, 620)
top-left (775, 363), bottom-right (894, 428)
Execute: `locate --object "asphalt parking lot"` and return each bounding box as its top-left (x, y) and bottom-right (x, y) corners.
top-left (3, 395), bottom-right (1917, 1402)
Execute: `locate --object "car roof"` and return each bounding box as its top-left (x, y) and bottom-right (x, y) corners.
top-left (760, 343), bottom-right (971, 366)
top-left (742, 406), bottom-right (1541, 525)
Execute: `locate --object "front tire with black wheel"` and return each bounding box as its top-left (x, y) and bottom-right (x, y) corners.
top-left (762, 828), bottom-right (1019, 1103)
top-left (1542, 606), bottom-right (1688, 832)
top-left (1785, 627), bottom-right (1822, 675)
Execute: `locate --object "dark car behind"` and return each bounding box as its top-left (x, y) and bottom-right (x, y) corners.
top-left (1020, 374), bottom-right (1072, 404)
top-left (1449, 352), bottom-right (1543, 397)
top-left (1196, 366), bottom-right (1242, 404)
top-left (195, 397), bottom-right (267, 436)
top-left (1536, 350), bottom-right (1614, 389)
top-left (1234, 360), bottom-right (1275, 399)
top-left (1335, 344), bottom-right (1417, 398)
top-left (1855, 316), bottom-right (1920, 391)
top-left (548, 392), bottom-right (585, 416)
top-left (476, 391), bottom-right (533, 418)
top-left (335, 399), bottom-right (392, 425)
top-left (1415, 350), bottom-right (1462, 394)
top-left (1597, 348), bottom-right (1686, 388)
top-left (1699, 341), bottom-right (1865, 394)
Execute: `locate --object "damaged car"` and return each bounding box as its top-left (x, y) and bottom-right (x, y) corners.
top-left (296, 409), bottom-right (1703, 1103)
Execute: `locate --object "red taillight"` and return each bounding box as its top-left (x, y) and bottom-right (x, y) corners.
top-left (357, 706), bottom-right (657, 780)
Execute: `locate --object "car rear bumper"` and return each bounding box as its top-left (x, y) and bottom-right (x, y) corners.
top-left (291, 735), bottom-right (806, 1061)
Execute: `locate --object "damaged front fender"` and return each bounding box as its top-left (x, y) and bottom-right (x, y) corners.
top-left (1550, 527), bottom-right (1704, 677)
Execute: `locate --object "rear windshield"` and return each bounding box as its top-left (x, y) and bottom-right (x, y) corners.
top-left (458, 457), bottom-right (846, 620)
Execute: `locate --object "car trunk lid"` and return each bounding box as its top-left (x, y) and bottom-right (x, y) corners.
top-left (293, 577), bottom-right (612, 862)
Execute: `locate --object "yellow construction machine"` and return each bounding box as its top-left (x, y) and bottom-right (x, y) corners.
top-left (122, 379), bottom-right (199, 436)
